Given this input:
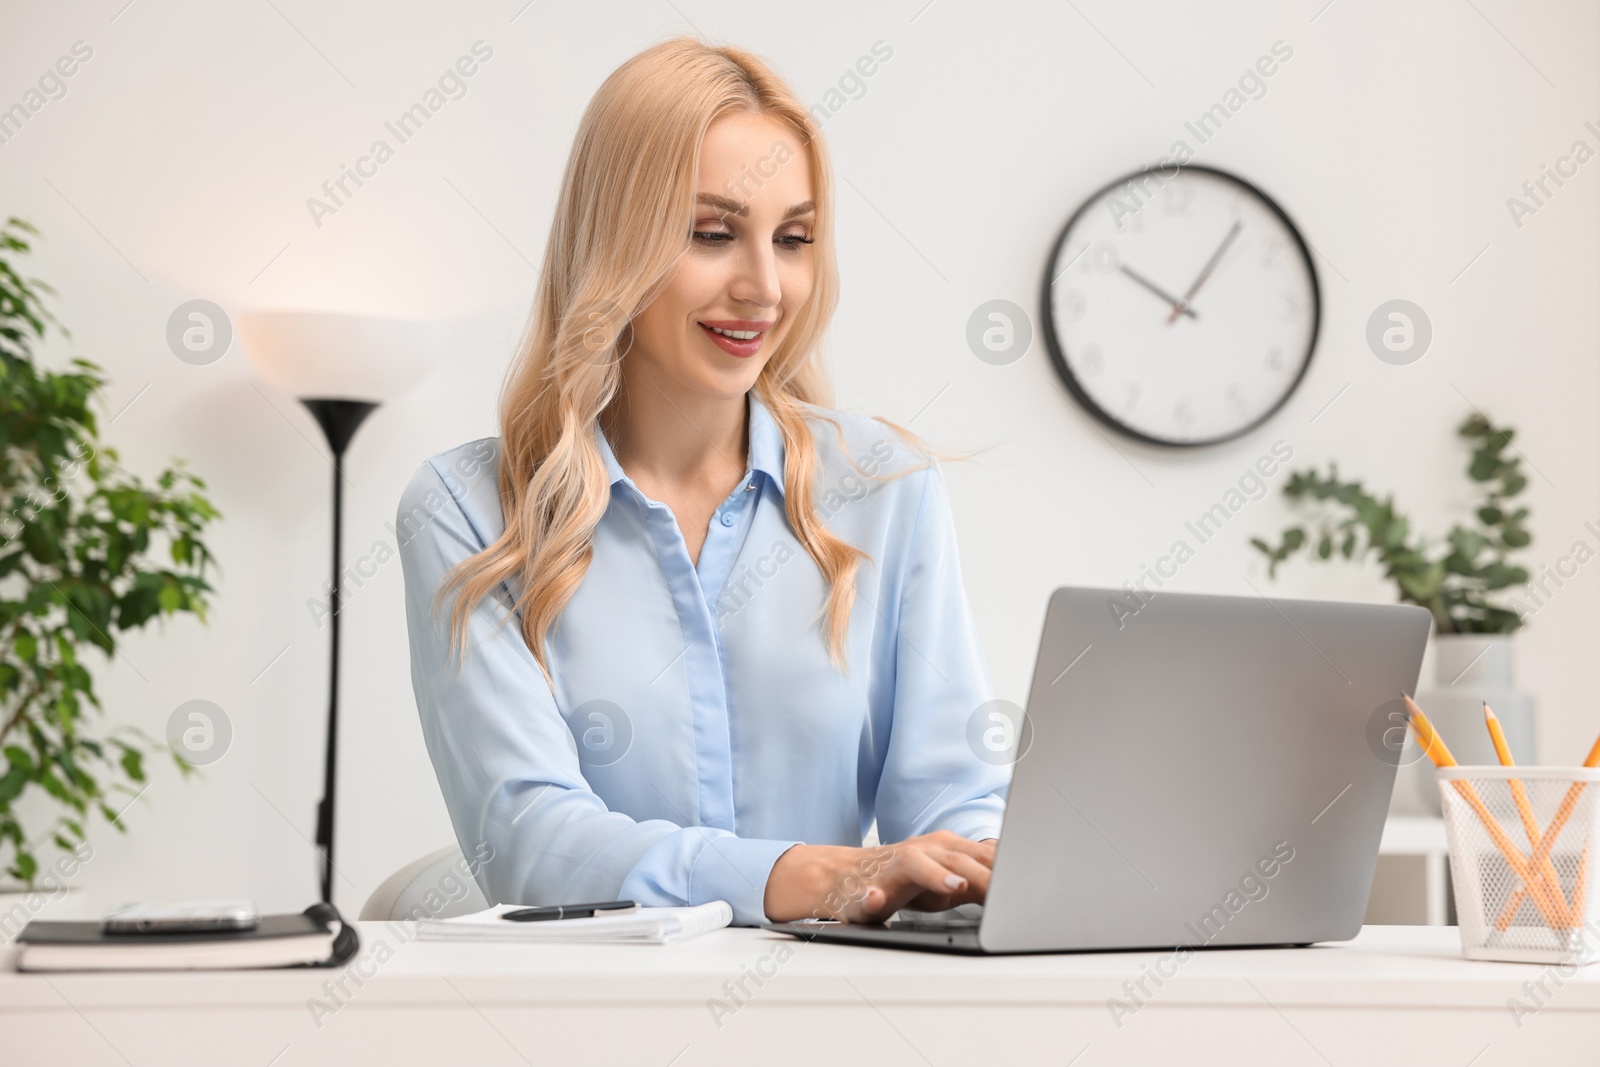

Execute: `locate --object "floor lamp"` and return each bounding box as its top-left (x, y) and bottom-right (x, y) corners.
top-left (239, 310), bottom-right (441, 904)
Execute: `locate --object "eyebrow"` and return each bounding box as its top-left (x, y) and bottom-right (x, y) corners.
top-left (696, 193), bottom-right (816, 221)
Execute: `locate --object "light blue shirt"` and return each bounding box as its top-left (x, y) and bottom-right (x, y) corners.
top-left (397, 391), bottom-right (1009, 926)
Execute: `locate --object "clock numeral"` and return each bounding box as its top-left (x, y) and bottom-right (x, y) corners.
top-left (1226, 384), bottom-right (1248, 416)
top-left (1056, 288), bottom-right (1087, 323)
top-left (1054, 242), bottom-right (1087, 279)
top-left (1114, 207), bottom-right (1144, 235)
top-left (1123, 382), bottom-right (1141, 412)
top-left (1173, 398), bottom-right (1194, 428)
top-left (1279, 292), bottom-right (1302, 321)
top-left (1266, 346), bottom-right (1284, 371)
top-left (1260, 238), bottom-right (1283, 266)
top-left (1078, 343), bottom-right (1103, 377)
top-left (1083, 241), bottom-right (1121, 273)
top-left (1162, 183), bottom-right (1196, 216)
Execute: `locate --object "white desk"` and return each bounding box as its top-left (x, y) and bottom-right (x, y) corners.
top-left (3, 923), bottom-right (1596, 1065)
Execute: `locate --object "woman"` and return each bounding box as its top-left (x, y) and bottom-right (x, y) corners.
top-left (397, 37), bottom-right (1008, 927)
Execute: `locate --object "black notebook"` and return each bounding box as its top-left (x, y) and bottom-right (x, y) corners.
top-left (13, 903), bottom-right (360, 972)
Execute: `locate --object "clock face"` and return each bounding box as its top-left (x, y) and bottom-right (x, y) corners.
top-left (1042, 165), bottom-right (1320, 447)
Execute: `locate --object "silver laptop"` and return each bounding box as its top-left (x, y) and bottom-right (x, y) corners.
top-left (765, 585), bottom-right (1432, 954)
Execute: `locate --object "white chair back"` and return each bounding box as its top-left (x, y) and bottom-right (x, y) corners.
top-left (360, 845), bottom-right (490, 921)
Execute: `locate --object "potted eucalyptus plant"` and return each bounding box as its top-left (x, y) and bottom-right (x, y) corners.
top-left (0, 216), bottom-right (221, 905)
top-left (1252, 413), bottom-right (1534, 814)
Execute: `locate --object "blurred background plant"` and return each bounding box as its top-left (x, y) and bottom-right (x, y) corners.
top-left (0, 216), bottom-right (221, 888)
top-left (1252, 412), bottom-right (1530, 634)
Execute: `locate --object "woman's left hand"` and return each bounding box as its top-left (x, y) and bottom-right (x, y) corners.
top-left (765, 831), bottom-right (998, 923)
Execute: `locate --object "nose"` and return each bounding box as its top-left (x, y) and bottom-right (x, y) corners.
top-left (728, 235), bottom-right (782, 310)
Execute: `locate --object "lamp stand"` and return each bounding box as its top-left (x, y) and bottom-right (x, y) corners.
top-left (302, 397), bottom-right (379, 904)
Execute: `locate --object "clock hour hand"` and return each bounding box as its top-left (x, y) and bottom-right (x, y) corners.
top-left (1166, 220), bottom-right (1242, 325)
top-left (1117, 264), bottom-right (1199, 320)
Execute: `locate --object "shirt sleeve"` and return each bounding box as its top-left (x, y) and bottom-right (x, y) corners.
top-left (397, 458), bottom-right (799, 926)
top-left (873, 461), bottom-right (1010, 844)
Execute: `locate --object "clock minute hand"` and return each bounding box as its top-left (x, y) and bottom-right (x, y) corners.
top-left (1166, 219), bottom-right (1242, 325)
top-left (1117, 264), bottom-right (1199, 320)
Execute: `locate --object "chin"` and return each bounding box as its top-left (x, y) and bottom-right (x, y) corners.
top-left (703, 369), bottom-right (762, 400)
top-left (689, 354), bottom-right (767, 397)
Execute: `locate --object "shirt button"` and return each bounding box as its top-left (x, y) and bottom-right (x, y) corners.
top-left (720, 511), bottom-right (736, 527)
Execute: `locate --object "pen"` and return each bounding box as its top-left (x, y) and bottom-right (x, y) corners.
top-left (501, 901), bottom-right (640, 922)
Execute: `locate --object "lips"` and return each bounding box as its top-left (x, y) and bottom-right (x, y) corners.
top-left (698, 319), bottom-right (774, 359)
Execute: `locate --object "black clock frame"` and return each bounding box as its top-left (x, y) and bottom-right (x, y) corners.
top-left (1039, 163), bottom-right (1322, 449)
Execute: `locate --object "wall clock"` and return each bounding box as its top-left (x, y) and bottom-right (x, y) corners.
top-left (1041, 164), bottom-right (1320, 447)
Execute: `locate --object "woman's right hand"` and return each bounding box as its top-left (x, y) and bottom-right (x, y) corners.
top-left (762, 830), bottom-right (997, 924)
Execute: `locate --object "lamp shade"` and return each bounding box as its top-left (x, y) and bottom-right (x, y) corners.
top-left (238, 309), bottom-right (445, 403)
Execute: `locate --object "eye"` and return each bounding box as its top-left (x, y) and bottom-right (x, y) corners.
top-left (692, 229), bottom-right (734, 244)
top-left (776, 231), bottom-right (814, 251)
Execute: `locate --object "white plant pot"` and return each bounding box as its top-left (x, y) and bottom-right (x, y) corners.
top-left (1389, 632), bottom-right (1536, 818)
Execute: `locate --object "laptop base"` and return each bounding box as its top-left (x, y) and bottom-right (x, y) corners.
top-left (762, 919), bottom-right (988, 954)
top-left (763, 920), bottom-right (1321, 956)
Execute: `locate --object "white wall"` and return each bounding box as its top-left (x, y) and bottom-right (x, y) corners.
top-left (1, 0), bottom-right (1595, 915)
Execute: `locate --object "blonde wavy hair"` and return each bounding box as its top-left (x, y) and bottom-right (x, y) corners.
top-left (435, 37), bottom-right (953, 687)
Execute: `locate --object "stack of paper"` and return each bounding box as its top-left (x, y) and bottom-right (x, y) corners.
top-left (416, 901), bottom-right (732, 945)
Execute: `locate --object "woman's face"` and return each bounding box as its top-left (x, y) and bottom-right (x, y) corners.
top-left (627, 110), bottom-right (816, 401)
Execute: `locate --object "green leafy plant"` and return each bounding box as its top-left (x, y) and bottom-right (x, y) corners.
top-left (0, 217), bottom-right (221, 887)
top-left (1252, 413), bottom-right (1530, 634)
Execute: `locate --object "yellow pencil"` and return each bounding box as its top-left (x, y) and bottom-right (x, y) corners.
top-left (1485, 702), bottom-right (1548, 852)
top-left (1403, 694), bottom-right (1572, 929)
top-left (1519, 726), bottom-right (1600, 869)
top-left (1485, 702), bottom-right (1571, 931)
top-left (1575, 846), bottom-right (1590, 923)
top-left (1502, 726), bottom-right (1600, 926)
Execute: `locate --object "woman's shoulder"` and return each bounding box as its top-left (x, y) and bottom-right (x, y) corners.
top-left (793, 400), bottom-right (935, 480)
top-left (397, 436), bottom-right (505, 548)
top-left (790, 400), bottom-right (942, 519)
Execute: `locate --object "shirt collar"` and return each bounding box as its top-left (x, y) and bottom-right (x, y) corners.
top-left (593, 390), bottom-right (786, 495)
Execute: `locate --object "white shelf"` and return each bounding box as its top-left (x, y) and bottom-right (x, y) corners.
top-left (1374, 816), bottom-right (1451, 926)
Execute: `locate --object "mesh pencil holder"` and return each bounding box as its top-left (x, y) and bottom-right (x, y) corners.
top-left (1438, 766), bottom-right (1600, 964)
